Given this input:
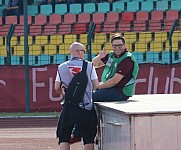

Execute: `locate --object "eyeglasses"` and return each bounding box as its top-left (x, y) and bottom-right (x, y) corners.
top-left (112, 44), bottom-right (124, 48)
top-left (77, 50), bottom-right (86, 54)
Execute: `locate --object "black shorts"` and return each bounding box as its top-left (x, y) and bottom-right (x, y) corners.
top-left (58, 123), bottom-right (97, 144)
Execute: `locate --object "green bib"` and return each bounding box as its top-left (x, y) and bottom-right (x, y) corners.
top-left (101, 51), bottom-right (139, 96)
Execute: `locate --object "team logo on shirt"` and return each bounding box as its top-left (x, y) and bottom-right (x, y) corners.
top-left (68, 66), bottom-right (82, 76)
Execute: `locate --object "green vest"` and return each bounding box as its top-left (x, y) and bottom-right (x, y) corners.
top-left (101, 51), bottom-right (139, 96)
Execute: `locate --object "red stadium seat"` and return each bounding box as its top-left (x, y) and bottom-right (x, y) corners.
top-left (0, 16), bottom-right (2, 25)
top-left (92, 13), bottom-right (105, 23)
top-left (122, 12), bottom-right (134, 22)
top-left (118, 21), bottom-right (131, 32)
top-left (77, 13), bottom-right (90, 23)
top-left (14, 25), bottom-right (24, 36)
top-left (29, 25), bottom-right (42, 36)
top-left (49, 14), bottom-right (62, 25)
top-left (5, 16), bottom-right (18, 24)
top-left (133, 20), bottom-right (147, 32)
top-left (34, 15), bottom-right (47, 25)
top-left (106, 12), bottom-right (119, 22)
top-left (73, 23), bottom-right (88, 34)
top-left (43, 25), bottom-right (57, 35)
top-left (151, 10), bottom-right (164, 21)
top-left (166, 10), bottom-right (179, 20)
top-left (136, 11), bottom-right (149, 21)
top-left (103, 22), bottom-right (116, 33)
top-left (19, 16), bottom-right (32, 25)
top-left (0, 25), bottom-right (10, 36)
top-left (59, 24), bottom-right (72, 34)
top-left (63, 14), bottom-right (76, 24)
top-left (148, 20), bottom-right (162, 32)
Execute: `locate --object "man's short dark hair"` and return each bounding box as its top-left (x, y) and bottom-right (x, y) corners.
top-left (111, 33), bottom-right (125, 44)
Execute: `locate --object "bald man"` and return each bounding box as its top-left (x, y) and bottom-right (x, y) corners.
top-left (54, 42), bottom-right (99, 150)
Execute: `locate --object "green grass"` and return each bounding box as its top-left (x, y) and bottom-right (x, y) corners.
top-left (0, 112), bottom-right (60, 118)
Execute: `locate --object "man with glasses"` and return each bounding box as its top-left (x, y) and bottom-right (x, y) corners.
top-left (54, 42), bottom-right (99, 150)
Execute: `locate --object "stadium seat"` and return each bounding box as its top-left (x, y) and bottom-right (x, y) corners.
top-left (91, 43), bottom-right (102, 55)
top-left (141, 1), bottom-right (154, 12)
top-left (103, 22), bottom-right (116, 33)
top-left (69, 3), bottom-right (82, 14)
top-left (94, 33), bottom-right (107, 44)
top-left (112, 1), bottom-right (124, 13)
top-left (55, 4), bottom-right (67, 15)
top-left (170, 0), bottom-right (181, 11)
top-left (35, 35), bottom-right (48, 45)
top-left (133, 21), bottom-right (147, 32)
top-left (53, 54), bottom-right (66, 64)
top-left (151, 10), bottom-right (164, 21)
top-left (163, 20), bottom-right (175, 32)
top-left (136, 11), bottom-right (149, 21)
top-left (73, 23), bottom-right (88, 34)
top-left (165, 41), bottom-right (178, 52)
top-left (77, 13), bottom-right (90, 23)
top-left (43, 25), bottom-right (57, 35)
top-left (10, 37), bottom-right (18, 46)
top-left (0, 25), bottom-right (10, 36)
top-left (13, 45), bottom-right (24, 56)
top-left (145, 51), bottom-right (161, 63)
top-left (121, 12), bottom-right (134, 22)
top-left (161, 51), bottom-right (175, 64)
top-left (127, 1), bottom-right (139, 12)
top-left (79, 34), bottom-right (87, 44)
top-left (40, 4), bottom-right (53, 15)
top-left (28, 5), bottom-right (38, 16)
top-left (166, 10), bottom-right (179, 20)
top-left (97, 2), bottom-right (110, 13)
top-left (59, 24), bottom-right (72, 35)
top-left (0, 45), bottom-right (6, 56)
top-left (34, 15), bottom-right (47, 25)
top-left (118, 21), bottom-right (131, 32)
top-left (29, 25), bottom-right (42, 36)
top-left (139, 32), bottom-right (152, 42)
top-left (44, 45), bottom-right (57, 55)
top-left (19, 16), bottom-right (32, 25)
top-left (22, 55), bottom-right (36, 66)
top-left (0, 16), bottom-right (2, 25)
top-left (29, 45), bottom-right (42, 56)
top-left (0, 56), bottom-right (4, 65)
top-left (37, 54), bottom-right (51, 65)
top-left (14, 25), bottom-right (24, 36)
top-left (150, 41), bottom-right (163, 52)
top-left (154, 31), bottom-right (167, 42)
top-left (135, 42), bottom-right (147, 53)
top-left (104, 42), bottom-right (112, 52)
top-left (106, 12), bottom-right (119, 23)
top-left (0, 36), bottom-right (3, 45)
top-left (20, 36), bottom-right (33, 45)
top-left (5, 16), bottom-right (18, 25)
top-left (156, 1), bottom-right (168, 11)
top-left (63, 14), bottom-right (76, 24)
top-left (64, 34), bottom-right (77, 44)
top-left (11, 55), bottom-right (20, 65)
top-left (50, 35), bottom-right (63, 45)
top-left (83, 3), bottom-right (96, 14)
top-left (148, 20), bottom-right (162, 32)
top-left (172, 31), bottom-right (181, 42)
top-left (131, 52), bottom-right (144, 64)
top-left (49, 14), bottom-right (62, 24)
top-left (92, 13), bottom-right (105, 24)
top-left (59, 44), bottom-right (72, 54)
top-left (124, 32), bottom-right (137, 44)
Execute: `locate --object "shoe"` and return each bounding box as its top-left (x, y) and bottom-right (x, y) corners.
top-left (70, 135), bottom-right (81, 144)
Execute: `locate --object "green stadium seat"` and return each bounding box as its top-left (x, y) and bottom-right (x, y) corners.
top-left (11, 55), bottom-right (20, 65)
top-left (97, 2), bottom-right (110, 13)
top-left (40, 4), bottom-right (53, 15)
top-left (161, 51), bottom-right (175, 64)
top-left (0, 56), bottom-right (4, 65)
top-left (112, 1), bottom-right (124, 13)
top-left (141, 1), bottom-right (153, 12)
top-left (37, 54), bottom-right (51, 65)
top-left (127, 1), bottom-right (139, 12)
top-left (156, 1), bottom-right (168, 11)
top-left (28, 5), bottom-right (38, 16)
top-left (131, 52), bottom-right (144, 64)
top-left (55, 4), bottom-right (67, 15)
top-left (83, 3), bottom-right (96, 14)
top-left (53, 54), bottom-right (66, 64)
top-left (145, 51), bottom-right (161, 63)
top-left (69, 3), bottom-right (82, 14)
top-left (171, 0), bottom-right (181, 11)
top-left (22, 55), bottom-right (36, 66)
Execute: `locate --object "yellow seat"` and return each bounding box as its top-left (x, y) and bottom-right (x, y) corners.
top-left (94, 33), bottom-right (107, 44)
top-left (0, 37), bottom-right (4, 46)
top-left (154, 31), bottom-right (167, 42)
top-left (172, 31), bottom-right (181, 42)
top-left (44, 45), bottom-right (57, 55)
top-left (104, 42), bottom-right (112, 52)
top-left (59, 44), bottom-right (71, 55)
top-left (0, 45), bottom-right (7, 56)
top-left (64, 34), bottom-right (77, 44)
top-left (124, 32), bottom-right (137, 44)
top-left (20, 36), bottom-right (33, 45)
top-left (91, 43), bottom-right (102, 55)
top-left (139, 32), bottom-right (152, 42)
top-left (29, 45), bottom-right (42, 55)
top-left (14, 46), bottom-right (24, 56)
top-left (150, 41), bottom-right (163, 52)
top-left (79, 34), bottom-right (88, 44)
top-left (50, 35), bottom-right (63, 45)
top-left (125, 42), bottom-right (133, 52)
top-left (165, 40), bottom-right (178, 52)
top-left (10, 37), bottom-right (18, 46)
top-left (135, 42), bottom-right (147, 53)
top-left (35, 35), bottom-right (48, 45)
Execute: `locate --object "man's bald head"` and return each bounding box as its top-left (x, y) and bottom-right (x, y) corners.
top-left (70, 42), bottom-right (85, 54)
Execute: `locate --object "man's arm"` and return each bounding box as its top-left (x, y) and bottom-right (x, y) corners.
top-left (98, 73), bottom-right (124, 89)
top-left (92, 78), bottom-right (99, 91)
top-left (54, 81), bottom-right (65, 96)
top-left (92, 48), bottom-right (107, 68)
